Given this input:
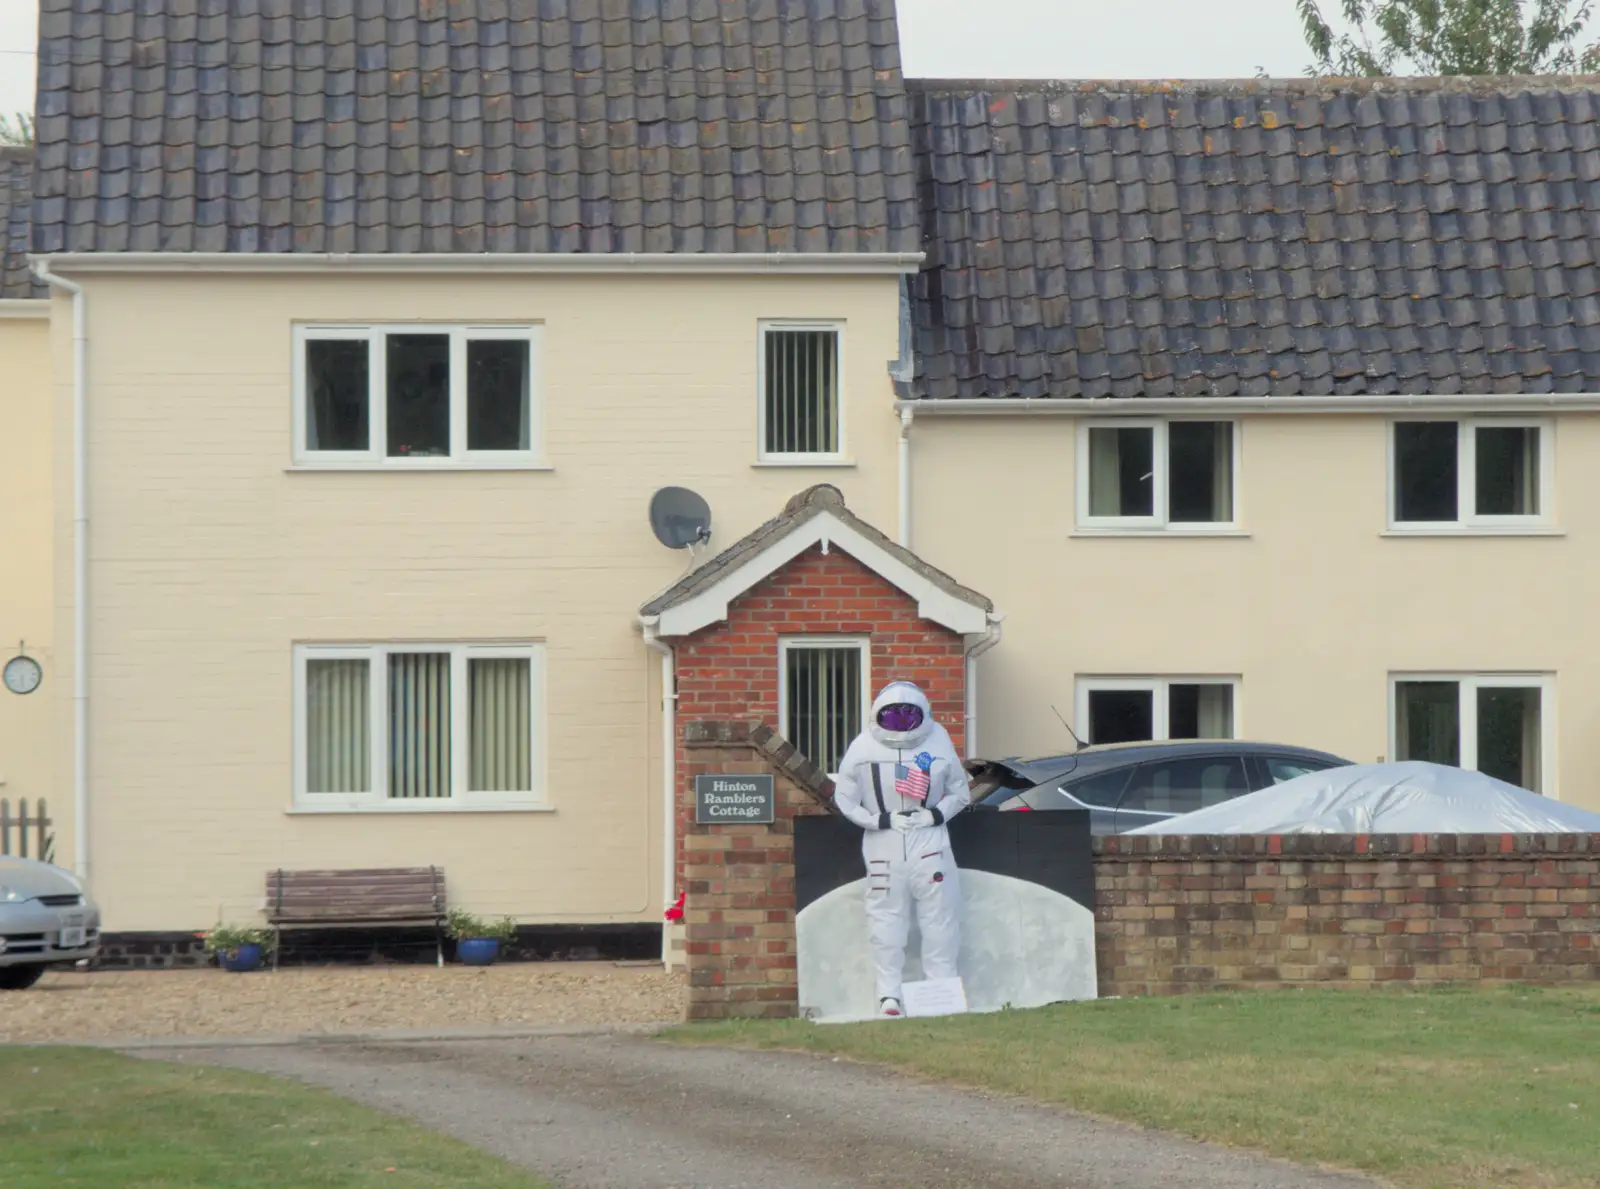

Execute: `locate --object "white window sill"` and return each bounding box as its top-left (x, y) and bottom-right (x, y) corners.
top-left (1382, 526), bottom-right (1564, 538)
top-left (287, 801), bottom-right (554, 815)
top-left (1070, 527), bottom-right (1250, 539)
top-left (752, 458), bottom-right (857, 469)
top-left (285, 461), bottom-right (554, 473)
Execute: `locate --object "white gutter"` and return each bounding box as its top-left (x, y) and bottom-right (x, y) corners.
top-left (31, 251), bottom-right (925, 277)
top-left (640, 620), bottom-right (677, 965)
top-left (897, 406), bottom-right (914, 548)
top-left (963, 613), bottom-right (1006, 761)
top-left (32, 261), bottom-right (88, 881)
top-left (895, 394), bottom-right (1600, 416)
top-left (0, 299), bottom-right (50, 319)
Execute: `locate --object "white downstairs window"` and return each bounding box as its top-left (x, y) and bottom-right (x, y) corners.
top-left (1076, 677), bottom-right (1238, 745)
top-left (779, 637), bottom-right (869, 775)
top-left (1077, 420), bottom-right (1237, 531)
top-left (294, 644), bottom-right (546, 811)
top-left (1389, 419), bottom-right (1553, 530)
top-left (294, 324), bottom-right (542, 466)
top-left (1391, 674), bottom-right (1554, 795)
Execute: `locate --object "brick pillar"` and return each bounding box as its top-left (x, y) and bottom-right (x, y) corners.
top-left (680, 721), bottom-right (833, 1021)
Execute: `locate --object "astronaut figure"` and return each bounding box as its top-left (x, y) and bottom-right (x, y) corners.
top-left (832, 680), bottom-right (972, 1017)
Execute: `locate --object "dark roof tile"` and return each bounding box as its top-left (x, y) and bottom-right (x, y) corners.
top-left (0, 150), bottom-right (44, 298)
top-left (908, 76), bottom-right (1600, 397)
top-left (34, 0), bottom-right (914, 255)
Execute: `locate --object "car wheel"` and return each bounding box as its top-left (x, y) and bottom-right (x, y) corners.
top-left (0, 964), bottom-right (47, 991)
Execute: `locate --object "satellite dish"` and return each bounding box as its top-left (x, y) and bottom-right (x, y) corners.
top-left (649, 486), bottom-right (712, 550)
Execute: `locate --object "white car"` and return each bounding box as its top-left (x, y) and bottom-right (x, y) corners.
top-left (0, 855), bottom-right (101, 989)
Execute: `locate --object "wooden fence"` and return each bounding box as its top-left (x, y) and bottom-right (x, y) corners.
top-left (0, 798), bottom-right (54, 863)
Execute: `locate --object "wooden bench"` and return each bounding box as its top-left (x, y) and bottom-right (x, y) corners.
top-left (265, 866), bottom-right (447, 969)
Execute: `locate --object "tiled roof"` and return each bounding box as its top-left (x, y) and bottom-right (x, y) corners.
top-left (907, 77), bottom-right (1600, 399)
top-left (0, 149), bottom-right (43, 299)
top-left (639, 484), bottom-right (993, 617)
top-left (32, 0), bottom-right (918, 255)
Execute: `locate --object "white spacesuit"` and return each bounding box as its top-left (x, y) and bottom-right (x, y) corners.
top-left (831, 681), bottom-right (972, 1017)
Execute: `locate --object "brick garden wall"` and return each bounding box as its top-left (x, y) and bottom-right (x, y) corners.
top-left (1094, 833), bottom-right (1600, 996)
top-left (673, 721), bottom-right (1600, 1019)
top-left (679, 721), bottom-right (833, 1021)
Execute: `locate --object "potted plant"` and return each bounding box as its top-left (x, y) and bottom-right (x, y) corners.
top-left (445, 909), bottom-right (517, 966)
top-left (199, 925), bottom-right (275, 973)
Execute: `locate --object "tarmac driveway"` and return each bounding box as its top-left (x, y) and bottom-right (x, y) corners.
top-left (142, 1033), bottom-right (1381, 1189)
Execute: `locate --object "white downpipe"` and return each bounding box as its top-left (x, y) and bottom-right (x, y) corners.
top-left (33, 262), bottom-right (88, 880)
top-left (641, 625), bottom-right (676, 964)
top-left (897, 405), bottom-right (913, 548)
top-left (963, 614), bottom-right (1005, 761)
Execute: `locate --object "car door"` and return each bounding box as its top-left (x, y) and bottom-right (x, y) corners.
top-left (1005, 765), bottom-right (1133, 835)
top-left (1114, 755), bottom-right (1250, 833)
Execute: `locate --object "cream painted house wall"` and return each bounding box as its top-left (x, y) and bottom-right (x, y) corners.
top-left (0, 307), bottom-right (54, 848)
top-left (51, 271), bottom-right (902, 930)
top-left (913, 412), bottom-right (1600, 812)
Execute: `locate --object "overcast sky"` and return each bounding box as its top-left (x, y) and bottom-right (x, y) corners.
top-left (0, 0), bottom-right (1319, 118)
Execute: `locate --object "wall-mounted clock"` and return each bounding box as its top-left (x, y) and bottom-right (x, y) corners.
top-left (3, 654), bottom-right (42, 696)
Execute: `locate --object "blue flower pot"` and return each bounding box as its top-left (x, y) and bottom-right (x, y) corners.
top-left (218, 944), bottom-right (262, 973)
top-left (457, 938), bottom-right (500, 966)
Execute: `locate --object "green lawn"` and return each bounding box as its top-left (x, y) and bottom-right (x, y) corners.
top-left (0, 1047), bottom-right (548, 1188)
top-left (670, 985), bottom-right (1600, 1189)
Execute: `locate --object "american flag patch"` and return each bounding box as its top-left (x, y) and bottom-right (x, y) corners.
top-left (895, 762), bottom-right (930, 802)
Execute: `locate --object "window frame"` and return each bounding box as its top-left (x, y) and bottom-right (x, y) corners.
top-left (776, 635), bottom-right (871, 775)
top-left (1074, 418), bottom-right (1240, 533)
top-left (1387, 417), bottom-right (1554, 532)
top-left (1387, 672), bottom-right (1557, 798)
top-left (292, 323), bottom-right (545, 469)
top-left (756, 320), bottom-right (848, 465)
top-left (291, 642), bottom-right (548, 813)
top-left (1075, 676), bottom-right (1242, 744)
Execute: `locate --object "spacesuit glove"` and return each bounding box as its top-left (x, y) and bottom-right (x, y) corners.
top-left (895, 809), bottom-right (936, 831)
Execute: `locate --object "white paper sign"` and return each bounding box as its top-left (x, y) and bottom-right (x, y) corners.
top-left (901, 976), bottom-right (968, 1018)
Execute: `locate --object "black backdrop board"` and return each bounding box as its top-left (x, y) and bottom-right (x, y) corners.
top-left (794, 812), bottom-right (1098, 1022)
top-left (795, 812), bottom-right (1094, 912)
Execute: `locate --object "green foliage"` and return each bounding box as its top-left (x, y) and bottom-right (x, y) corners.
top-left (197, 924), bottom-right (276, 958)
top-left (444, 909), bottom-right (518, 943)
top-left (0, 112), bottom-right (32, 147)
top-left (1299, 0), bottom-right (1600, 75)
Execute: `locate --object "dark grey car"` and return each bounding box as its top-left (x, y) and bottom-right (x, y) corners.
top-left (965, 740), bottom-right (1353, 834)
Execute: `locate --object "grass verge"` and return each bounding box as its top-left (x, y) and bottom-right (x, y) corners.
top-left (667, 985), bottom-right (1600, 1189)
top-left (0, 1046), bottom-right (548, 1188)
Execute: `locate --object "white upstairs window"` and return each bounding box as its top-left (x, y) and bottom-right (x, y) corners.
top-left (1389, 419), bottom-right (1553, 530)
top-left (1077, 420), bottom-right (1237, 531)
top-left (759, 323), bottom-right (844, 462)
top-left (294, 325), bottom-right (542, 466)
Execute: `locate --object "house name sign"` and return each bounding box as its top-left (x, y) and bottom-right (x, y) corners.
top-left (694, 775), bottom-right (776, 824)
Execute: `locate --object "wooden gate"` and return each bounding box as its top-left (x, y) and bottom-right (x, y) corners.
top-left (0, 798), bottom-right (54, 863)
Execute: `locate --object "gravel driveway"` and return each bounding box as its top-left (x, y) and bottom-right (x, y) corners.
top-left (144, 1035), bottom-right (1381, 1189)
top-left (3, 963), bottom-right (681, 1043)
